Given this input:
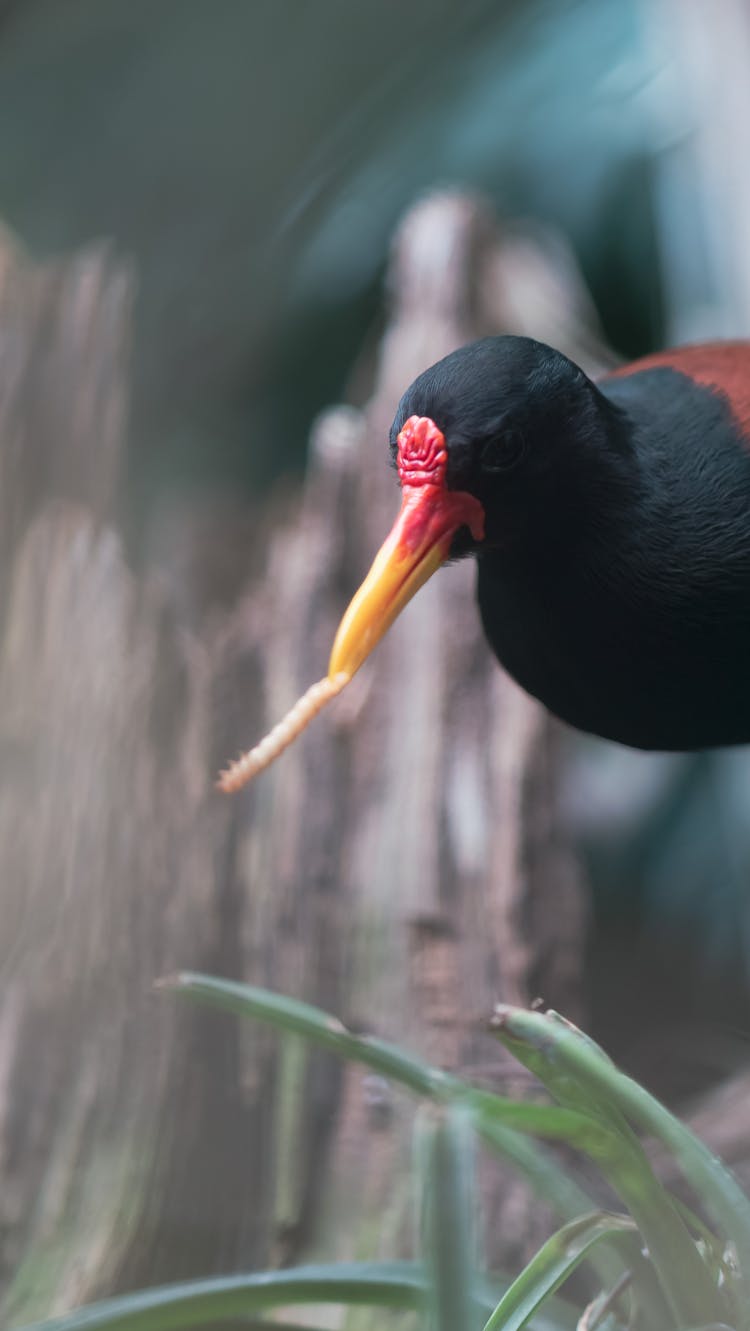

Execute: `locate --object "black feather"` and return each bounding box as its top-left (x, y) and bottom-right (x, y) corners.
top-left (390, 336), bottom-right (750, 750)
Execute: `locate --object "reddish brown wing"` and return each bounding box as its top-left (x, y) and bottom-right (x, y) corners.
top-left (603, 341), bottom-right (750, 443)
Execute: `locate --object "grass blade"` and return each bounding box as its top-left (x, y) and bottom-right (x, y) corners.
top-left (475, 1116), bottom-right (632, 1298)
top-left (491, 1006), bottom-right (750, 1272)
top-left (554, 1011), bottom-right (750, 1284)
top-left (11, 1262), bottom-right (433, 1331)
top-left (161, 972), bottom-right (447, 1097)
top-left (467, 1091), bottom-right (615, 1152)
top-left (11, 1261), bottom-right (582, 1331)
top-left (482, 1212), bottom-right (635, 1331)
top-left (490, 1007), bottom-right (729, 1329)
top-left (419, 1105), bottom-right (479, 1331)
top-left (475, 1117), bottom-right (602, 1224)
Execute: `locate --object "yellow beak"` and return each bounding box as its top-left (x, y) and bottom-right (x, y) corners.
top-left (328, 483), bottom-right (485, 681)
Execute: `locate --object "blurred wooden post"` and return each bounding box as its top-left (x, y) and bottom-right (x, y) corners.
top-left (0, 237), bottom-right (238, 1321)
top-left (0, 198), bottom-right (603, 1322)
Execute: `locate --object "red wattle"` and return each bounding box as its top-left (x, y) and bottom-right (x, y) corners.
top-left (397, 485), bottom-right (485, 556)
top-left (396, 415), bottom-right (485, 551)
top-left (397, 416), bottom-right (449, 488)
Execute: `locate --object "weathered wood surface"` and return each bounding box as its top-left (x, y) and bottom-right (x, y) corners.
top-left (0, 197), bottom-right (608, 1322)
top-left (0, 241), bottom-right (228, 1321)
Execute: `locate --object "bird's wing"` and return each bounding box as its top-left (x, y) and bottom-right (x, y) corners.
top-left (602, 341), bottom-right (750, 442)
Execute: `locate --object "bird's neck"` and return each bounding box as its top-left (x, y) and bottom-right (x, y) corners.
top-left (523, 386), bottom-right (643, 565)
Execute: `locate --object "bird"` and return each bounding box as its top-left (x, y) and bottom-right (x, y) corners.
top-left (327, 335), bottom-right (750, 753)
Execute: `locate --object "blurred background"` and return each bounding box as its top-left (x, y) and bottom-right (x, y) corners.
top-left (3, 0), bottom-right (750, 1321)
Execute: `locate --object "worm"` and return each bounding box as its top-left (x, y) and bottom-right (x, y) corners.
top-left (217, 672), bottom-right (350, 794)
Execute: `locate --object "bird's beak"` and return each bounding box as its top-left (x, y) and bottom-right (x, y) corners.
top-left (328, 483), bottom-right (485, 681)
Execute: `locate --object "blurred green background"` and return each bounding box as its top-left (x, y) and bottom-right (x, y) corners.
top-left (0, 0), bottom-right (664, 507)
top-left (1, 0), bottom-right (749, 1095)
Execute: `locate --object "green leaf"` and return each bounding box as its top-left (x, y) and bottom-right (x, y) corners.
top-left (10, 1261), bottom-right (583, 1331)
top-left (161, 972), bottom-right (450, 1097)
top-left (482, 1212), bottom-right (635, 1331)
top-left (419, 1104), bottom-right (479, 1331)
top-left (489, 1007), bottom-right (726, 1329)
top-left (475, 1117), bottom-right (601, 1225)
top-left (491, 1007), bottom-right (750, 1275)
top-left (491, 1007), bottom-right (750, 1318)
top-left (474, 1116), bottom-right (630, 1299)
top-left (11, 1261), bottom-right (431, 1331)
top-left (467, 1090), bottom-right (614, 1152)
top-left (556, 1018), bottom-right (750, 1289)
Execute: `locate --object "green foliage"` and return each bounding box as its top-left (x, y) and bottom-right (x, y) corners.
top-left (14, 974), bottom-right (750, 1331)
top-left (418, 1105), bottom-right (477, 1331)
top-left (482, 1212), bottom-right (636, 1331)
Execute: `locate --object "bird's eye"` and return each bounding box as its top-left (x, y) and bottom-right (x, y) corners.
top-left (481, 430), bottom-right (525, 473)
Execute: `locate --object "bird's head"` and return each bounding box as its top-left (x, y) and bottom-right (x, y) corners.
top-left (328, 335), bottom-right (618, 680)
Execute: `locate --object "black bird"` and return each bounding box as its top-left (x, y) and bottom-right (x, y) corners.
top-left (328, 335), bottom-right (750, 751)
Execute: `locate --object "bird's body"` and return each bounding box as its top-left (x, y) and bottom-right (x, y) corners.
top-left (477, 344), bottom-right (750, 749)
top-left (328, 335), bottom-right (750, 754)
